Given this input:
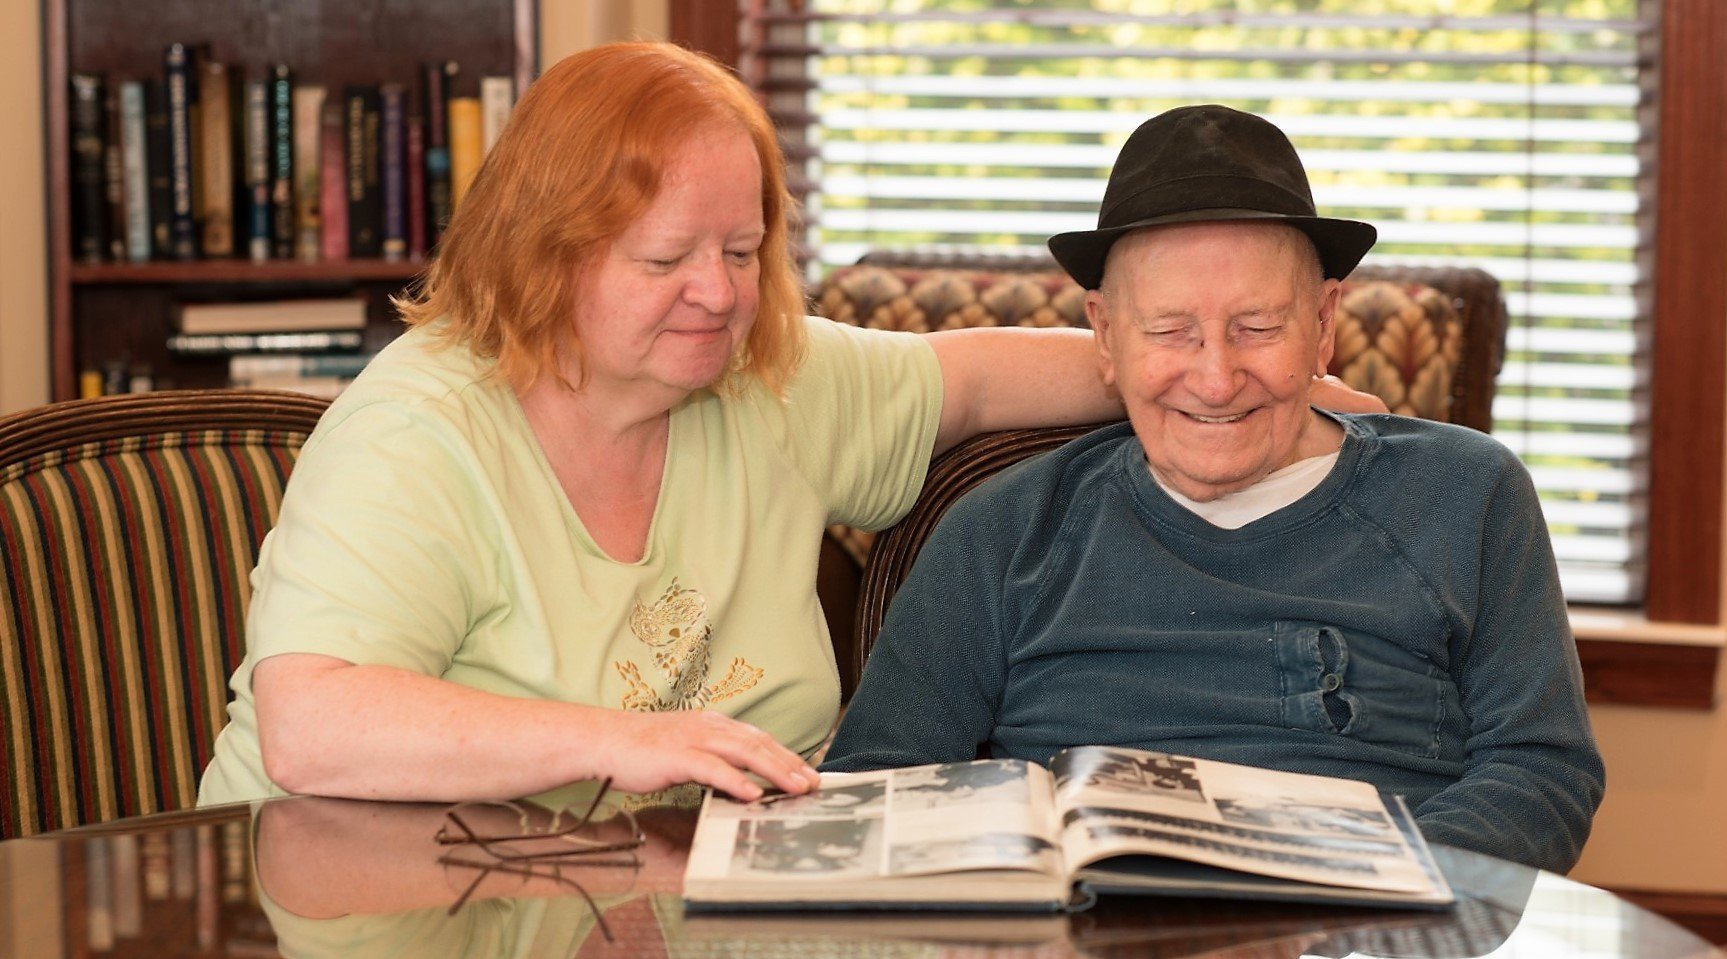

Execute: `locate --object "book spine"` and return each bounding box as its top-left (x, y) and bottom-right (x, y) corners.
top-left (70, 73), bottom-right (109, 264)
top-left (230, 352), bottom-right (372, 380)
top-left (422, 61), bottom-right (454, 247)
top-left (119, 81), bottom-right (151, 262)
top-left (292, 85), bottom-right (326, 262)
top-left (102, 83), bottom-right (127, 261)
top-left (164, 43), bottom-right (199, 259)
top-left (406, 113), bottom-right (426, 260)
top-left (319, 102), bottom-right (348, 261)
top-left (480, 75), bottom-right (514, 154)
top-left (243, 79), bottom-right (271, 262)
top-left (186, 45), bottom-right (206, 249)
top-left (197, 59), bottom-right (234, 257)
top-left (345, 85), bottom-right (382, 258)
top-left (168, 330), bottom-right (365, 354)
top-left (380, 84), bottom-right (406, 262)
top-left (143, 80), bottom-right (172, 259)
top-left (269, 64), bottom-right (296, 259)
top-left (448, 97), bottom-right (482, 213)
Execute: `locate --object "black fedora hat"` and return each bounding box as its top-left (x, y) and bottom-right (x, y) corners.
top-left (1047, 104), bottom-right (1377, 289)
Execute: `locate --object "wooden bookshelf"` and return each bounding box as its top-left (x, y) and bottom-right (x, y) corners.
top-left (43, 0), bottom-right (537, 400)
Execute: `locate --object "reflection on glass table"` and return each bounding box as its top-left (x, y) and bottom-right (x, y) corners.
top-left (0, 792), bottom-right (1719, 959)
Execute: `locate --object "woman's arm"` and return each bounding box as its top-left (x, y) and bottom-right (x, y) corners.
top-left (254, 653), bottom-right (819, 803)
top-left (927, 328), bottom-right (1387, 455)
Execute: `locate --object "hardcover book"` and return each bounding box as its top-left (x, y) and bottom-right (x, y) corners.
top-left (421, 61), bottom-right (456, 247)
top-left (684, 747), bottom-right (1454, 913)
top-left (198, 58), bottom-right (235, 257)
top-left (163, 42), bottom-right (199, 259)
top-left (177, 297), bottom-right (367, 335)
top-left (69, 72), bottom-right (108, 263)
top-left (143, 80), bottom-right (173, 258)
top-left (344, 85), bottom-right (383, 258)
top-left (380, 84), bottom-right (407, 262)
top-left (269, 64), bottom-right (296, 259)
top-left (448, 95), bottom-right (482, 212)
top-left (292, 85), bottom-right (326, 262)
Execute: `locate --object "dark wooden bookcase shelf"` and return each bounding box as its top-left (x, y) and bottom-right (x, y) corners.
top-left (43, 0), bottom-right (537, 399)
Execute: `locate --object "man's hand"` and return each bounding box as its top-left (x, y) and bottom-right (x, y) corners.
top-left (1312, 374), bottom-right (1390, 414)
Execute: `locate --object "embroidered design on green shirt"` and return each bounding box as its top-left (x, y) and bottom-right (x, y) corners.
top-left (616, 578), bottom-right (763, 711)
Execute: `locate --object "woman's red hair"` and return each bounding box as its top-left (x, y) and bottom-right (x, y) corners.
top-left (396, 42), bottom-right (806, 395)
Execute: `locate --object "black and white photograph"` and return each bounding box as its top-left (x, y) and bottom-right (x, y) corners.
top-left (1216, 798), bottom-right (1391, 838)
top-left (1059, 747), bottom-right (1206, 803)
top-left (1082, 822), bottom-right (1382, 878)
top-left (890, 759), bottom-right (1030, 811)
top-left (738, 780), bottom-right (888, 818)
top-left (729, 817), bottom-right (883, 878)
top-left (887, 831), bottom-right (1059, 876)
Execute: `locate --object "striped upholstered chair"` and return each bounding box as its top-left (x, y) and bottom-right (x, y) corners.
top-left (0, 389), bottom-right (329, 837)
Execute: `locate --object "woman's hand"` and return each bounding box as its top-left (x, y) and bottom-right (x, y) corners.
top-left (593, 709), bottom-right (820, 801)
top-left (1311, 374), bottom-right (1389, 414)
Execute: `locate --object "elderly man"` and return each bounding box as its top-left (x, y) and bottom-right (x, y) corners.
top-left (823, 105), bottom-right (1605, 874)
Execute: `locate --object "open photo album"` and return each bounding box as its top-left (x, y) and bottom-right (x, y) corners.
top-left (683, 746), bottom-right (1454, 912)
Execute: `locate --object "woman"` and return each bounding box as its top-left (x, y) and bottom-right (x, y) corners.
top-left (199, 43), bottom-right (1375, 808)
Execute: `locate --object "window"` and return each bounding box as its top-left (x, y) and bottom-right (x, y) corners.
top-left (742, 0), bottom-right (1670, 607)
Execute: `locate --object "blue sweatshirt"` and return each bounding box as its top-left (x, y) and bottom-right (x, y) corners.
top-left (825, 415), bottom-right (1604, 873)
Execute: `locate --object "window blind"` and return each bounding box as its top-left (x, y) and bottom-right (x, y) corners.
top-left (743, 0), bottom-right (1653, 604)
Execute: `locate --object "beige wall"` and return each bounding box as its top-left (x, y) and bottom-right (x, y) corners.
top-left (1574, 664), bottom-right (1727, 892)
top-left (3, 0), bottom-right (1726, 895)
top-left (0, 0), bottom-right (47, 416)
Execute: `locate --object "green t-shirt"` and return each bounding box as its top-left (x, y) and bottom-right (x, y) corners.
top-left (199, 316), bottom-right (943, 805)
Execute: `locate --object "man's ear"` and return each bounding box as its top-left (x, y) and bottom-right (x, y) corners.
top-left (1084, 290), bottom-right (1118, 388)
top-left (1314, 278), bottom-right (1342, 377)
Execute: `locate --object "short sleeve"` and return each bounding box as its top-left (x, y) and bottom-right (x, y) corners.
top-left (245, 401), bottom-right (493, 677)
top-left (773, 317), bottom-right (944, 530)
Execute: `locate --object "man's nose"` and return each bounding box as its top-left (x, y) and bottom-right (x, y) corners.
top-left (1188, 339), bottom-right (1244, 405)
top-left (683, 255), bottom-right (738, 313)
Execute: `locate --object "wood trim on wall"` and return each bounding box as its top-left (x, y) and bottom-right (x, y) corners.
top-left (667, 0), bottom-right (739, 66)
top-left (1576, 638), bottom-right (1719, 709)
top-left (1645, 0), bottom-right (1727, 625)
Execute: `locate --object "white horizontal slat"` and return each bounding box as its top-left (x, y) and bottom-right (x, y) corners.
top-left (1549, 534), bottom-right (1635, 564)
top-left (1493, 396), bottom-right (1641, 427)
top-left (1364, 254), bottom-right (1638, 285)
top-left (820, 142), bottom-right (1641, 177)
top-left (1526, 467), bottom-right (1638, 494)
top-left (1534, 500), bottom-right (1636, 530)
top-left (818, 210), bottom-right (1639, 250)
top-left (805, 10), bottom-right (1640, 33)
top-left (815, 76), bottom-right (1639, 107)
top-left (821, 176), bottom-right (1637, 215)
top-left (1492, 431), bottom-right (1640, 460)
top-left (1496, 362), bottom-right (1640, 391)
top-left (819, 109), bottom-right (1639, 143)
top-left (806, 43), bottom-right (1636, 68)
top-left (1556, 564), bottom-right (1635, 603)
top-left (1505, 327), bottom-right (1641, 357)
top-left (1505, 293), bottom-right (1638, 322)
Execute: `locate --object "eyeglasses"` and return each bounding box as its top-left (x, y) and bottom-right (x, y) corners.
top-left (433, 779), bottom-right (645, 925)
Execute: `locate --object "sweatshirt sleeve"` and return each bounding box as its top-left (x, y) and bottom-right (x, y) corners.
top-left (821, 489), bottom-right (1015, 771)
top-left (1411, 451), bottom-right (1605, 873)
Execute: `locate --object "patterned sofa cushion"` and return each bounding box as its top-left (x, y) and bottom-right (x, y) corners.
top-left (812, 263), bottom-right (1466, 421)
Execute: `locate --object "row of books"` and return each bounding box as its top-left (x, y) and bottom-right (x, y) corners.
top-left (70, 44), bottom-right (515, 266)
top-left (81, 350), bottom-right (372, 400)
